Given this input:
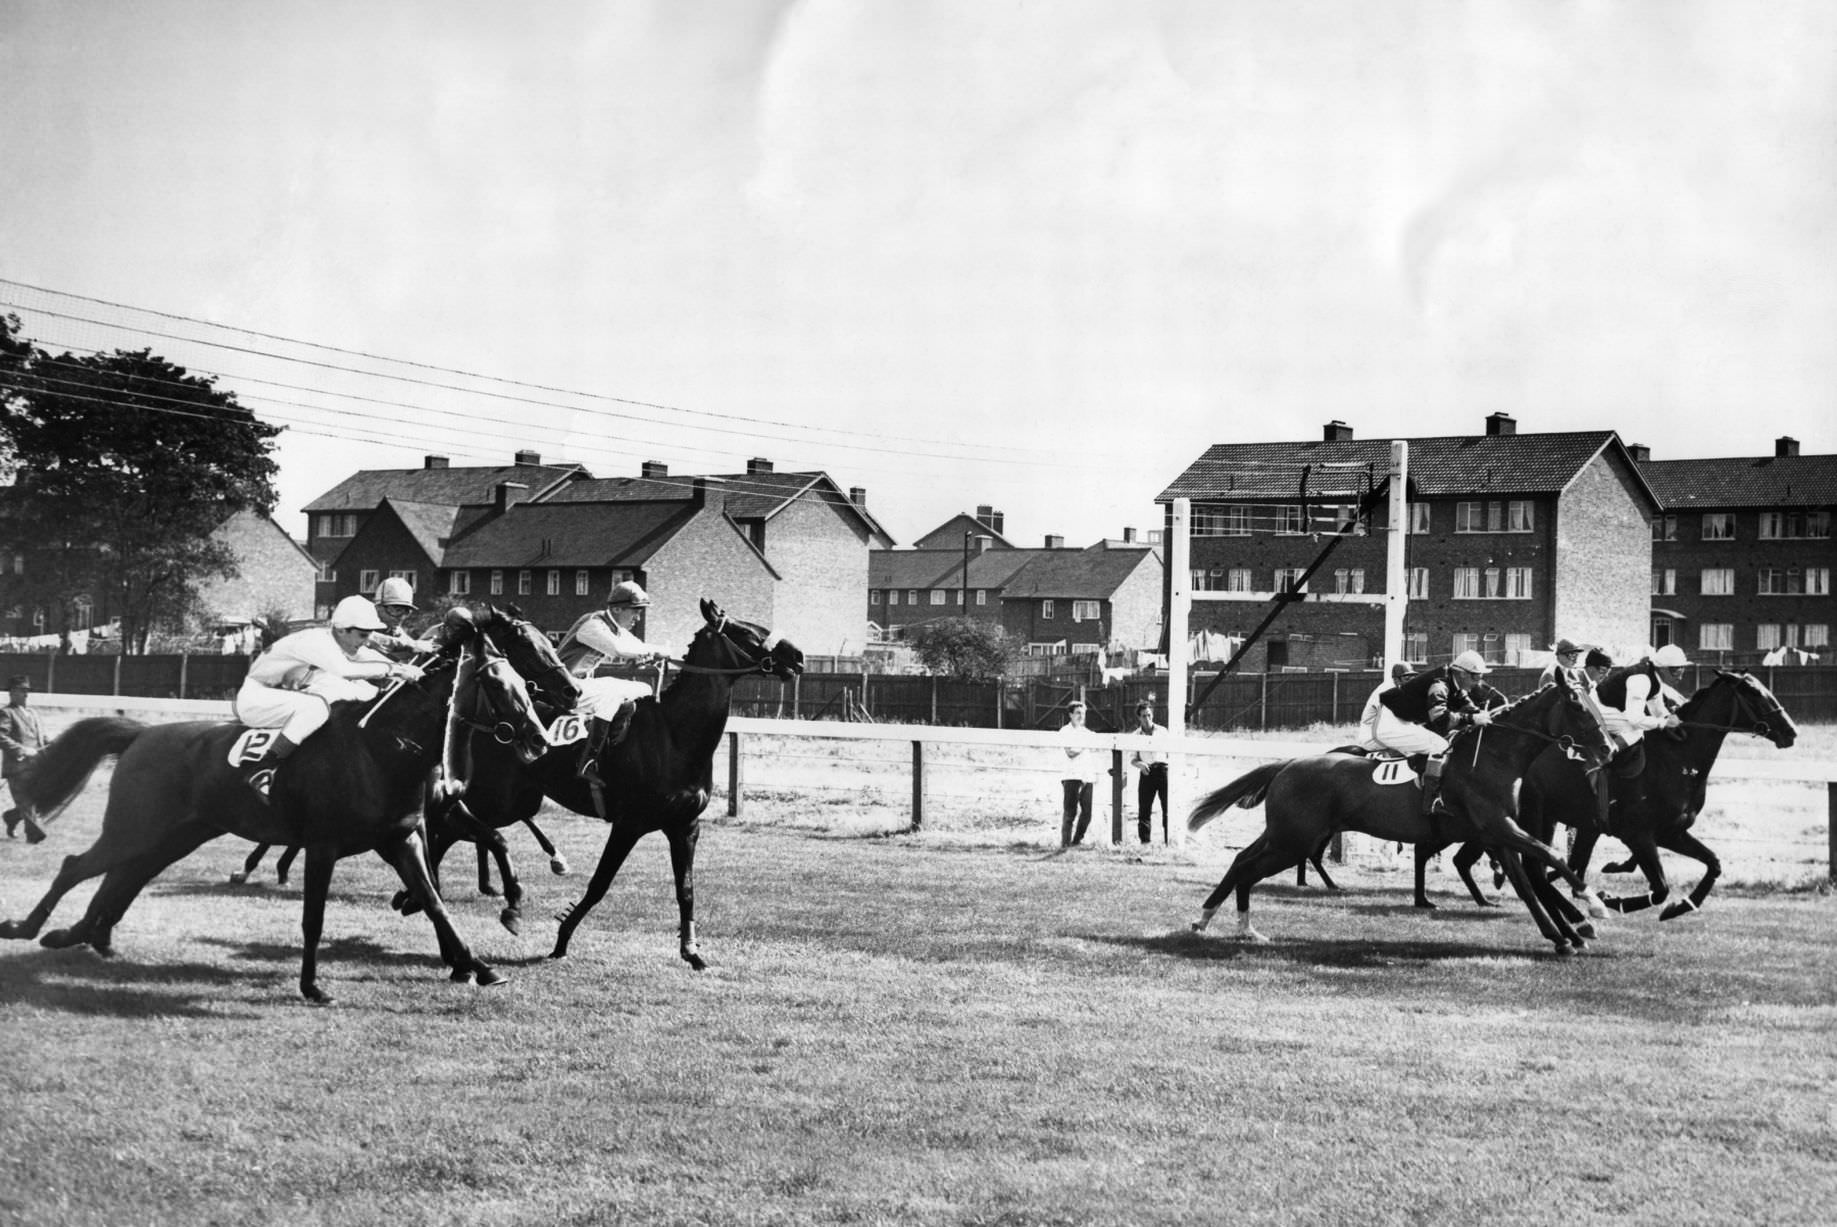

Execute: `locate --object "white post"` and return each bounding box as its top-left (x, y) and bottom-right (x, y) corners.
top-left (1384, 441), bottom-right (1408, 669)
top-left (1167, 498), bottom-right (1191, 845)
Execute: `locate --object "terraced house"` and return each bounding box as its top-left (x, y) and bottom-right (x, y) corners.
top-left (1157, 414), bottom-right (1660, 670)
top-left (1637, 436), bottom-right (1835, 663)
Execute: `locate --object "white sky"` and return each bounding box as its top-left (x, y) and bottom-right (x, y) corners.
top-left (2, 0), bottom-right (1832, 547)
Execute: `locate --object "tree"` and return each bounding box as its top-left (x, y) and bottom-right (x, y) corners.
top-left (0, 316), bottom-right (281, 652)
top-left (907, 617), bottom-right (1016, 680)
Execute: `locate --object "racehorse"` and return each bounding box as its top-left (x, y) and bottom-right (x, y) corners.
top-left (453, 598), bottom-right (802, 969)
top-left (1517, 670), bottom-right (1796, 920)
top-left (1187, 674), bottom-right (1614, 952)
top-left (231, 814), bottom-right (569, 895)
top-left (0, 611), bottom-right (554, 1003)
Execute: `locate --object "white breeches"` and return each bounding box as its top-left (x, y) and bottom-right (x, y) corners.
top-left (1599, 715), bottom-right (1644, 748)
top-left (1371, 708), bottom-right (1449, 756)
top-left (234, 675), bottom-right (376, 744)
top-left (576, 676), bottom-right (653, 720)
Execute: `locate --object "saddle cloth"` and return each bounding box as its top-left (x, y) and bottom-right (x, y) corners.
top-left (227, 727), bottom-right (284, 768)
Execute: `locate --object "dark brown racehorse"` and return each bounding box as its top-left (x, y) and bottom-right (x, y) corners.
top-left (0, 612), bottom-right (554, 1003)
top-left (1187, 674), bottom-right (1614, 952)
top-left (1517, 670), bottom-right (1797, 920)
top-left (454, 598), bottom-right (803, 968)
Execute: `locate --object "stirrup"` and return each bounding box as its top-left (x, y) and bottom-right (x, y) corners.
top-left (248, 767), bottom-right (276, 803)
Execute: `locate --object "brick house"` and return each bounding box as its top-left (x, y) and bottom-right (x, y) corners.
top-left (1636, 436), bottom-right (1835, 663)
top-left (1156, 414), bottom-right (1660, 671)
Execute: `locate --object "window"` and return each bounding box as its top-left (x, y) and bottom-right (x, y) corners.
top-left (1809, 568), bottom-right (1832, 596)
top-left (1483, 567), bottom-right (1502, 599)
top-left (1505, 501), bottom-right (1534, 532)
top-left (888, 591), bottom-right (900, 606)
top-left (1481, 632), bottom-right (1505, 665)
top-left (1453, 567), bottom-right (1480, 599)
top-left (1333, 568), bottom-right (1365, 595)
top-left (1408, 502), bottom-right (1431, 534)
top-left (1210, 506), bottom-right (1251, 536)
top-left (1652, 515), bottom-right (1677, 541)
top-left (1041, 600), bottom-right (1055, 620)
top-left (315, 559), bottom-right (335, 582)
top-left (575, 570), bottom-right (591, 596)
top-left (9, 554), bottom-right (22, 575)
top-left (517, 570), bottom-right (531, 596)
top-left (1701, 513), bottom-right (1735, 540)
top-left (1402, 631), bottom-right (1428, 663)
top-left (317, 512), bottom-right (359, 538)
top-left (1274, 568), bottom-right (1307, 593)
top-left (490, 570), bottom-right (504, 595)
top-left (1225, 568), bottom-right (1253, 592)
top-left (976, 590), bottom-right (987, 606)
top-left (449, 571), bottom-right (471, 596)
top-left (1190, 568), bottom-right (1210, 592)
top-left (1275, 505), bottom-right (1304, 534)
top-left (1804, 625), bottom-right (1830, 649)
top-left (1760, 510), bottom-right (1832, 540)
top-left (1455, 502), bottom-right (1484, 533)
top-left (1759, 568), bottom-right (1803, 596)
top-left (1652, 569), bottom-right (1676, 596)
top-left (908, 590), bottom-right (919, 605)
top-left (1072, 600), bottom-right (1101, 622)
top-left (930, 590), bottom-right (947, 606)
top-left (1505, 633), bottom-right (1534, 665)
top-left (546, 570), bottom-right (561, 596)
top-left (870, 590), bottom-right (882, 606)
top-left (1756, 624), bottom-right (1782, 650)
top-left (1451, 632), bottom-right (1480, 657)
top-left (359, 569), bottom-right (380, 592)
top-left (1698, 623), bottom-right (1733, 652)
top-left (1407, 568), bottom-right (1429, 599)
top-left (1504, 567), bottom-right (1533, 599)
top-left (1701, 568), bottom-right (1734, 596)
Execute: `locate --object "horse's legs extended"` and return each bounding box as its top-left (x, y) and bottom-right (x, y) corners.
top-left (1412, 840), bottom-right (1448, 909)
top-left (1192, 832), bottom-right (1304, 943)
top-left (665, 820), bottom-right (706, 970)
top-left (525, 816), bottom-right (569, 875)
top-left (1655, 827), bottom-right (1721, 920)
top-left (1598, 834), bottom-right (1672, 915)
top-left (0, 846), bottom-right (115, 941)
top-left (1492, 849), bottom-right (1581, 952)
top-left (274, 845), bottom-right (299, 886)
top-left (1307, 835), bottom-right (1340, 892)
top-left (1450, 841), bottom-right (1499, 908)
top-left (230, 842), bottom-right (271, 884)
top-left (550, 822), bottom-right (644, 960)
top-left (378, 830), bottom-right (503, 991)
top-left (298, 846), bottom-right (338, 1004)
top-left (42, 824), bottom-right (218, 955)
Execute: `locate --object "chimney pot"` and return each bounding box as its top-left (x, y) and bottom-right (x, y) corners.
top-left (1627, 443), bottom-right (1651, 463)
top-left (1776, 436), bottom-right (1800, 458)
top-left (424, 455), bottom-right (450, 469)
top-left (1123, 527), bottom-right (1137, 543)
top-left (641, 460), bottom-right (669, 479)
top-left (1322, 420), bottom-right (1354, 442)
top-left (746, 457), bottom-right (774, 474)
top-left (849, 486), bottom-right (867, 507)
top-left (1485, 412), bottom-right (1517, 436)
top-left (1045, 534), bottom-right (1064, 549)
top-left (514, 450), bottom-right (541, 465)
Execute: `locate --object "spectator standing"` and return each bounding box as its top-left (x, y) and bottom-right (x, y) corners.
top-left (1058, 700), bottom-right (1101, 847)
top-left (1, 675), bottom-right (49, 842)
top-left (1130, 699), bottom-right (1169, 844)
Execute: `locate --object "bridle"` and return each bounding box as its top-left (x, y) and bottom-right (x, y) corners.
top-left (657, 614), bottom-right (781, 677)
top-left (1672, 673), bottom-right (1783, 739)
top-left (1456, 683), bottom-right (1612, 770)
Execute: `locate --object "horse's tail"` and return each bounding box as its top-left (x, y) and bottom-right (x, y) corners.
top-left (13, 715), bottom-right (149, 822)
top-left (1188, 761), bottom-right (1289, 832)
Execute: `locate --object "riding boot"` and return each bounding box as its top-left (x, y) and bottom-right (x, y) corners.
top-left (247, 734), bottom-right (299, 803)
top-left (578, 717), bottom-right (612, 786)
top-left (1419, 755), bottom-right (1447, 818)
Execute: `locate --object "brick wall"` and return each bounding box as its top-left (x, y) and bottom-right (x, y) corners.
top-left (1654, 507), bottom-right (1837, 657)
top-left (758, 494), bottom-right (873, 656)
top-left (194, 511), bottom-right (318, 626)
top-left (646, 496), bottom-right (778, 654)
top-left (1553, 450), bottom-right (1654, 655)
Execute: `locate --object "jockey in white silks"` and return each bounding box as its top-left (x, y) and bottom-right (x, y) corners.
top-left (233, 595), bottom-right (425, 797)
top-left (557, 580), bottom-right (662, 785)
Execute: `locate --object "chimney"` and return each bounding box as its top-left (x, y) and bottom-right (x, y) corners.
top-left (494, 481), bottom-right (528, 513)
top-left (514, 449), bottom-right (541, 465)
top-left (1122, 527), bottom-right (1137, 543)
top-left (746, 457), bottom-right (774, 474)
top-left (992, 509), bottom-right (1005, 536)
top-left (1045, 534), bottom-right (1064, 549)
top-left (1627, 443), bottom-right (1651, 463)
top-left (641, 460), bottom-right (669, 479)
top-left (1776, 436), bottom-right (1800, 458)
top-left (849, 486), bottom-right (867, 508)
top-left (424, 455), bottom-right (450, 469)
top-left (1323, 420), bottom-right (1354, 442)
top-left (1485, 412), bottom-right (1517, 436)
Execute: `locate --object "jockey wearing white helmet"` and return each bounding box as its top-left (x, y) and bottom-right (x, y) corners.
top-left (1595, 644), bottom-right (1687, 749)
top-left (557, 580), bottom-right (662, 785)
top-left (1371, 649), bottom-right (1496, 813)
top-left (232, 595), bottom-right (425, 799)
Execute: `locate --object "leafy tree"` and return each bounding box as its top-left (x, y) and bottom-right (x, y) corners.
top-left (0, 316), bottom-right (281, 652)
top-left (907, 617), bottom-right (1016, 680)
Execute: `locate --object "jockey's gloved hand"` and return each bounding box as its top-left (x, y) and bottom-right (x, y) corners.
top-left (392, 664), bottom-right (426, 683)
top-left (1471, 710), bottom-right (1493, 726)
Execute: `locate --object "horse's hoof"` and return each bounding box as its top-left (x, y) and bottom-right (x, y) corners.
top-left (682, 948), bottom-right (708, 971)
top-left (449, 967), bottom-right (474, 984)
top-left (303, 987), bottom-right (335, 1006)
top-left (40, 928), bottom-right (81, 950)
top-left (1413, 899), bottom-right (1438, 911)
top-left (549, 856), bottom-right (569, 876)
top-left (1575, 922), bottom-right (1597, 941)
top-left (1477, 897), bottom-right (1501, 910)
top-left (1660, 900), bottom-right (1700, 922)
top-left (227, 870), bottom-right (248, 884)
top-left (1552, 943), bottom-right (1577, 957)
top-left (499, 909), bottom-right (521, 936)
top-left (479, 884), bottom-right (502, 898)
top-left (1232, 928), bottom-right (1270, 945)
top-left (476, 967), bottom-right (506, 988)
top-left (547, 947), bottom-right (568, 961)
top-left (0, 920), bottom-right (26, 941)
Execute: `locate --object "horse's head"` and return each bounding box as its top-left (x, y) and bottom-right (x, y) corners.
top-left (445, 618), bottom-right (552, 765)
top-left (1698, 671), bottom-right (1799, 749)
top-left (691, 598), bottom-right (805, 681)
top-left (470, 602), bottom-right (582, 712)
top-left (1495, 671), bottom-right (1615, 772)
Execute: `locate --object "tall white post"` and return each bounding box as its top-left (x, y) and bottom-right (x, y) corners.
top-left (1167, 498), bottom-right (1191, 844)
top-left (1385, 441), bottom-right (1408, 669)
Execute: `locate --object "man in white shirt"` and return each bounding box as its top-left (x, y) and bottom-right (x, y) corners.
top-left (1129, 699), bottom-right (1169, 844)
top-left (1058, 701), bottom-right (1102, 847)
top-left (557, 580), bottom-right (662, 785)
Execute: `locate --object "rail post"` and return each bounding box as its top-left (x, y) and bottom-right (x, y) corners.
top-left (726, 730), bottom-right (744, 818)
top-left (1829, 782), bottom-right (1836, 881)
top-left (911, 740), bottom-right (925, 831)
top-left (1110, 748), bottom-right (1126, 844)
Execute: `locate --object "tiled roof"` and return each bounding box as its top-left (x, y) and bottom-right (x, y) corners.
top-left (1158, 431), bottom-right (1648, 502)
top-left (382, 499), bottom-right (465, 559)
top-left (1638, 454), bottom-right (1837, 508)
top-left (545, 469), bottom-right (894, 544)
top-left (871, 548), bottom-right (1039, 590)
top-left (303, 462), bottom-right (586, 512)
top-left (1001, 544), bottom-right (1160, 600)
top-left (439, 500), bottom-right (696, 569)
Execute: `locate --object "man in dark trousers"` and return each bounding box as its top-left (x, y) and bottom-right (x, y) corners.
top-left (1, 674), bottom-right (49, 842)
top-left (1129, 699), bottom-right (1169, 844)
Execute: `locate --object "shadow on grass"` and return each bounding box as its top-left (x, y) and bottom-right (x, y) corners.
top-left (0, 944), bottom-right (267, 1019)
top-left (1088, 927), bottom-right (1545, 966)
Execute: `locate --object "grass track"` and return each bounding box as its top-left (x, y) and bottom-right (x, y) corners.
top-left (1, 774), bottom-right (1834, 1224)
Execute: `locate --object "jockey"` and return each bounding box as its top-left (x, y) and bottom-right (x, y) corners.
top-left (372, 576), bottom-right (438, 660)
top-left (1355, 661), bottom-right (1415, 751)
top-left (1595, 644), bottom-right (1687, 752)
top-left (1373, 650), bottom-right (1495, 812)
top-left (1538, 638), bottom-right (1585, 689)
top-left (557, 579), bottom-right (662, 785)
top-left (233, 595), bottom-right (425, 796)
